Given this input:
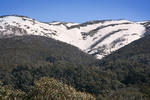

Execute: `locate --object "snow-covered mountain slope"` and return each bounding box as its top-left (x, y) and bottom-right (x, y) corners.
top-left (0, 15), bottom-right (148, 59)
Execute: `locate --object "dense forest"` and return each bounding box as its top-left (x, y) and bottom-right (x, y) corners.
top-left (0, 35), bottom-right (150, 99)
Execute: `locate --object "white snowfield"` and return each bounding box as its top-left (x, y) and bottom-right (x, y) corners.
top-left (0, 15), bottom-right (147, 59)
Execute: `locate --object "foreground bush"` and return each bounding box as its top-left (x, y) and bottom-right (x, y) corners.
top-left (0, 77), bottom-right (96, 100)
top-left (28, 77), bottom-right (96, 100)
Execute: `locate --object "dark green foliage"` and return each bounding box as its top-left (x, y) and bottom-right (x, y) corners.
top-left (0, 35), bottom-right (127, 98)
top-left (91, 35), bottom-right (150, 99)
top-left (0, 35), bottom-right (96, 66)
top-left (1, 35), bottom-right (150, 99)
top-left (0, 35), bottom-right (104, 95)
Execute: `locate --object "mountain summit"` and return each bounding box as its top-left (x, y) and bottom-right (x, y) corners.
top-left (0, 15), bottom-right (150, 59)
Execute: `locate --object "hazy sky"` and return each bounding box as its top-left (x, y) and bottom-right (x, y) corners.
top-left (0, 0), bottom-right (150, 23)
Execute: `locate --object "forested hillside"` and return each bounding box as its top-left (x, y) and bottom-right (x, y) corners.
top-left (92, 35), bottom-right (150, 99)
top-left (0, 35), bottom-right (97, 92)
top-left (1, 35), bottom-right (150, 99)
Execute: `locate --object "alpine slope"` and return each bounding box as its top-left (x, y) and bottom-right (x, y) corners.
top-left (0, 15), bottom-right (150, 59)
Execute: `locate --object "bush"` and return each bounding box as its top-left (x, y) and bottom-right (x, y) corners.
top-left (28, 77), bottom-right (96, 100)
